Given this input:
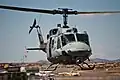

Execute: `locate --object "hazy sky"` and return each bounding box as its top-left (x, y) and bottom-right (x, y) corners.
top-left (0, 0), bottom-right (120, 62)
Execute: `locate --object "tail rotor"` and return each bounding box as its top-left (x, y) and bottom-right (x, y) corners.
top-left (27, 18), bottom-right (45, 52)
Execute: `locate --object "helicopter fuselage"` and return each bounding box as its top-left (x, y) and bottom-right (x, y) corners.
top-left (46, 26), bottom-right (92, 65)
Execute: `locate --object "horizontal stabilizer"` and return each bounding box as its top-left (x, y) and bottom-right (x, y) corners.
top-left (26, 48), bottom-right (43, 50)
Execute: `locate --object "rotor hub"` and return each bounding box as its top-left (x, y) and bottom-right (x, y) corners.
top-left (58, 8), bottom-right (77, 28)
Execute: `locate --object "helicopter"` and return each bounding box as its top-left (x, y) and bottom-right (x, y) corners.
top-left (0, 5), bottom-right (120, 70)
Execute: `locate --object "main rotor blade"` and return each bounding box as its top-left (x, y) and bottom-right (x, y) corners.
top-left (1, 5), bottom-right (120, 15)
top-left (0, 5), bottom-right (62, 14)
top-left (77, 11), bottom-right (120, 14)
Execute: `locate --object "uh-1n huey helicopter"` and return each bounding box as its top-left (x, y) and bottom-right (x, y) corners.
top-left (0, 5), bottom-right (120, 70)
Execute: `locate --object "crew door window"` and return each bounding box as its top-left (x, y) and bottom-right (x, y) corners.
top-left (51, 39), bottom-right (54, 48)
top-left (61, 35), bottom-right (67, 46)
top-left (49, 37), bottom-right (52, 57)
top-left (57, 37), bottom-right (61, 49)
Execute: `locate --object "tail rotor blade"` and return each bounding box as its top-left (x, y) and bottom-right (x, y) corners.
top-left (29, 26), bottom-right (33, 34)
top-left (29, 18), bottom-right (36, 34)
top-left (32, 19), bottom-right (36, 27)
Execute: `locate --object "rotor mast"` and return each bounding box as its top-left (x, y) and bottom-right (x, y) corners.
top-left (63, 12), bottom-right (68, 27)
top-left (58, 8), bottom-right (74, 28)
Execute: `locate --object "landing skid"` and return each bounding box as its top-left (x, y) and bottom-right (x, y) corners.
top-left (45, 59), bottom-right (95, 71)
top-left (76, 62), bottom-right (95, 70)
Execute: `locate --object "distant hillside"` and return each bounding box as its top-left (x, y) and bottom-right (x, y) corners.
top-left (90, 58), bottom-right (120, 62)
top-left (90, 58), bottom-right (110, 62)
top-left (37, 60), bottom-right (50, 65)
top-left (112, 59), bottom-right (120, 62)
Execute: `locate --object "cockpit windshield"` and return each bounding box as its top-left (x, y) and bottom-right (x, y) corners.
top-left (76, 33), bottom-right (89, 45)
top-left (61, 34), bottom-right (75, 46)
top-left (65, 34), bottom-right (75, 42)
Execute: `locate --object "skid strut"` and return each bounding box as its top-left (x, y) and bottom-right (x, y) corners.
top-left (46, 63), bottom-right (59, 71)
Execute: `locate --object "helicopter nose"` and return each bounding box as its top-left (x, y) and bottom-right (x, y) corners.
top-left (62, 42), bottom-right (92, 57)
